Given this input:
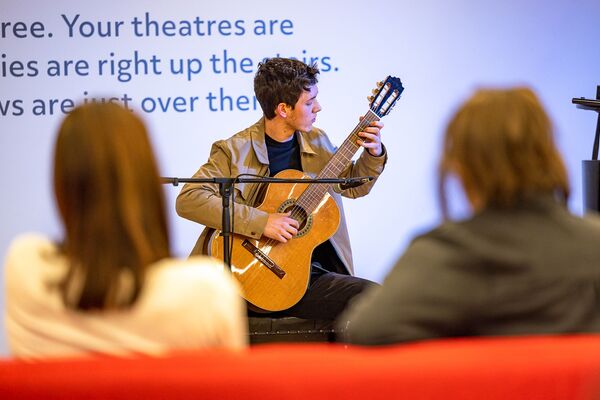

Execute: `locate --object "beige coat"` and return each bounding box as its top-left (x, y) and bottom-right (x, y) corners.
top-left (176, 118), bottom-right (387, 275)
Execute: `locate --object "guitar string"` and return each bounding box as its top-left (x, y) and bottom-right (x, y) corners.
top-left (228, 110), bottom-right (380, 257)
top-left (255, 80), bottom-right (400, 249)
top-left (259, 110), bottom-right (381, 252)
top-left (288, 111), bottom-right (379, 220)
top-left (265, 82), bottom-right (399, 230)
top-left (290, 110), bottom-right (380, 217)
top-left (228, 83), bottom-right (400, 261)
top-left (258, 111), bottom-right (380, 252)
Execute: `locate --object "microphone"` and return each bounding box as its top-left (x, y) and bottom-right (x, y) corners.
top-left (333, 176), bottom-right (374, 193)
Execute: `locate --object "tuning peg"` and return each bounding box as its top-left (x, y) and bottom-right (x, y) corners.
top-left (372, 88), bottom-right (380, 95)
top-left (367, 96), bottom-right (375, 102)
top-left (376, 81), bottom-right (384, 88)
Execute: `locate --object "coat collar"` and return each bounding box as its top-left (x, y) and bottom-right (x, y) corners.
top-left (250, 118), bottom-right (270, 165)
top-left (250, 117), bottom-right (318, 165)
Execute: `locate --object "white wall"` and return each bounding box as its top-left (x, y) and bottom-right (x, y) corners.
top-left (1, 0), bottom-right (599, 356)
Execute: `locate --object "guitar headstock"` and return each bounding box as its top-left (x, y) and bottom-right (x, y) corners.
top-left (369, 76), bottom-right (404, 117)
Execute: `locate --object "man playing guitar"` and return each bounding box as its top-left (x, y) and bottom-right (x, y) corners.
top-left (176, 57), bottom-right (389, 322)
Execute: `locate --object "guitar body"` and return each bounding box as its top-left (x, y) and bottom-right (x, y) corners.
top-left (208, 169), bottom-right (341, 312)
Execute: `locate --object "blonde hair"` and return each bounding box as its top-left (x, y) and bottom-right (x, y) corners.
top-left (54, 102), bottom-right (170, 310)
top-left (439, 87), bottom-right (569, 217)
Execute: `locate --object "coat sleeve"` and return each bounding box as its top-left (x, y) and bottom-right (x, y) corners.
top-left (175, 140), bottom-right (269, 240)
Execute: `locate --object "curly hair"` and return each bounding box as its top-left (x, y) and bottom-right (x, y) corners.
top-left (254, 58), bottom-right (319, 119)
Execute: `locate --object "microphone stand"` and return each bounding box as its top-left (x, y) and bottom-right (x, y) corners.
top-left (162, 175), bottom-right (373, 269)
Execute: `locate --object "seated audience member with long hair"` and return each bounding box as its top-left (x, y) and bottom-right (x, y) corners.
top-left (4, 103), bottom-right (247, 358)
top-left (339, 87), bottom-right (600, 345)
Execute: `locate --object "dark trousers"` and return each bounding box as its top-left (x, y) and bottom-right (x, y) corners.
top-left (249, 270), bottom-right (377, 321)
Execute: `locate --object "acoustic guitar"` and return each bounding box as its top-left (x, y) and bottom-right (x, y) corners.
top-left (208, 76), bottom-right (404, 311)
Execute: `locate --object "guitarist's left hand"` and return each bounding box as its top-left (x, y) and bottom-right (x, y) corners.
top-left (357, 118), bottom-right (384, 157)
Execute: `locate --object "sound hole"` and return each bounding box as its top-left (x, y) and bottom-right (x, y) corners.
top-left (278, 199), bottom-right (312, 238)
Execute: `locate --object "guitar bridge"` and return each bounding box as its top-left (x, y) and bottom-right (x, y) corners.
top-left (242, 240), bottom-right (286, 279)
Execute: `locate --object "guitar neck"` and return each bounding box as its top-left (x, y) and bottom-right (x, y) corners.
top-left (317, 109), bottom-right (380, 180)
top-left (296, 109), bottom-right (381, 214)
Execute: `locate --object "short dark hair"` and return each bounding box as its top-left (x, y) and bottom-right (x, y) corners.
top-left (254, 58), bottom-right (319, 119)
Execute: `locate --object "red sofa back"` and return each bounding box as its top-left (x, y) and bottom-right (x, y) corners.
top-left (1, 335), bottom-right (600, 400)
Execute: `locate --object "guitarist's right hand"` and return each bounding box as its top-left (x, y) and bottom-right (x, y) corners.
top-left (263, 212), bottom-right (299, 243)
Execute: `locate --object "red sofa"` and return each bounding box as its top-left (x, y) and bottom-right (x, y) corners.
top-left (1, 335), bottom-right (600, 400)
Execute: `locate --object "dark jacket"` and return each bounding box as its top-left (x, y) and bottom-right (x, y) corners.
top-left (340, 195), bottom-right (600, 344)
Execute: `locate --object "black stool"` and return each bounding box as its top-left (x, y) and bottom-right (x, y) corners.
top-left (248, 317), bottom-right (339, 344)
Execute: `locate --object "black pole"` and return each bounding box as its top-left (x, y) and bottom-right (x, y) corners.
top-left (573, 86), bottom-right (600, 213)
top-left (592, 85), bottom-right (600, 160)
top-left (216, 178), bottom-right (233, 268)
